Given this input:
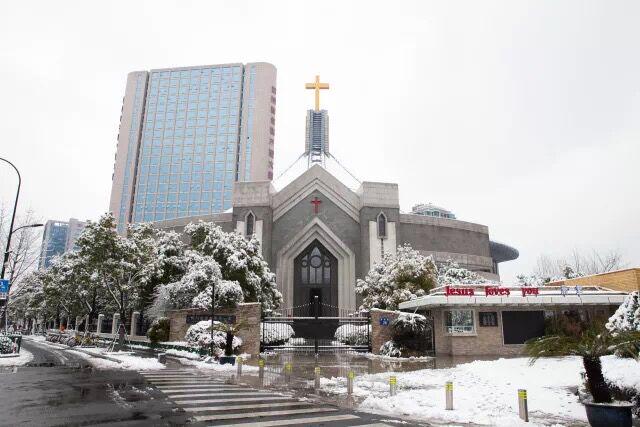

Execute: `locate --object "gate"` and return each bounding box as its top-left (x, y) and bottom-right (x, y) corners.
top-left (261, 297), bottom-right (371, 354)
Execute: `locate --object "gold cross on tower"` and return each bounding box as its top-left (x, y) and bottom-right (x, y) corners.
top-left (305, 75), bottom-right (329, 111)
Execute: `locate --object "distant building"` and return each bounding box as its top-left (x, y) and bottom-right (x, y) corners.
top-left (39, 218), bottom-right (86, 269)
top-left (411, 203), bottom-right (456, 219)
top-left (548, 268), bottom-right (640, 293)
top-left (109, 62), bottom-right (277, 233)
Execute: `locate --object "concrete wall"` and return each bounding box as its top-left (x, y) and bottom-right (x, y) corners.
top-left (167, 303), bottom-right (261, 355)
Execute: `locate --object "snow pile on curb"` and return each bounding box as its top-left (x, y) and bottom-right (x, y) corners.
top-left (0, 349), bottom-right (33, 366)
top-left (601, 355), bottom-right (640, 391)
top-left (71, 349), bottom-right (165, 370)
top-left (322, 357), bottom-right (596, 425)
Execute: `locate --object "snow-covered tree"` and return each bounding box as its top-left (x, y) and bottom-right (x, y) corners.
top-left (515, 274), bottom-right (546, 287)
top-left (437, 259), bottom-right (490, 285)
top-left (356, 244), bottom-right (437, 310)
top-left (606, 291), bottom-right (640, 333)
top-left (185, 222), bottom-right (281, 312)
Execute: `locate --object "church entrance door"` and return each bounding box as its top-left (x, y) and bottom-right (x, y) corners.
top-left (261, 240), bottom-right (370, 354)
top-left (293, 240), bottom-right (338, 314)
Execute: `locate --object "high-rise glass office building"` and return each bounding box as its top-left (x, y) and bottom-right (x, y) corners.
top-left (109, 62), bottom-right (277, 232)
top-left (39, 218), bottom-right (87, 269)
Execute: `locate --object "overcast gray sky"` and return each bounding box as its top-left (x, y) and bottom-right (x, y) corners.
top-left (1, 0), bottom-right (639, 282)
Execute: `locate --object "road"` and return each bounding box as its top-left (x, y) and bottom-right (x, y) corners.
top-left (0, 339), bottom-right (427, 427)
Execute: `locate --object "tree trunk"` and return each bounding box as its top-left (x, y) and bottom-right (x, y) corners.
top-left (225, 331), bottom-right (234, 356)
top-left (583, 356), bottom-right (612, 403)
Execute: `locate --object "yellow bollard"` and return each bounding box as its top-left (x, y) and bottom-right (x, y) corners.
top-left (518, 389), bottom-right (529, 422)
top-left (284, 362), bottom-right (292, 382)
top-left (445, 381), bottom-right (453, 410)
top-left (258, 358), bottom-right (265, 384)
top-left (237, 356), bottom-right (243, 376)
top-left (347, 370), bottom-right (355, 395)
top-left (389, 375), bottom-right (397, 396)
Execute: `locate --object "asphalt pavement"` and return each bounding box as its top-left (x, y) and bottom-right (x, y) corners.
top-left (0, 340), bottom-right (427, 427)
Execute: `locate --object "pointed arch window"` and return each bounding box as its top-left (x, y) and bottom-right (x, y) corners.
top-left (377, 212), bottom-right (387, 239)
top-left (245, 212), bottom-right (255, 236)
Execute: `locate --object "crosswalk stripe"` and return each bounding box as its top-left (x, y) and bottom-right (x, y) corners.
top-left (163, 388), bottom-right (246, 397)
top-left (183, 401), bottom-right (312, 412)
top-left (213, 414), bottom-right (362, 427)
top-left (174, 393), bottom-right (285, 404)
top-left (193, 407), bottom-right (337, 422)
top-left (166, 391), bottom-right (264, 398)
top-left (157, 386), bottom-right (247, 392)
top-left (172, 396), bottom-right (292, 404)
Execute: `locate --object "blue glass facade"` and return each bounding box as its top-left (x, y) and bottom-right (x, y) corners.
top-left (39, 221), bottom-right (69, 269)
top-left (132, 65), bottom-right (244, 223)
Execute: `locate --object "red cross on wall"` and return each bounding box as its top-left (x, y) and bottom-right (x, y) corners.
top-left (310, 197), bottom-right (322, 214)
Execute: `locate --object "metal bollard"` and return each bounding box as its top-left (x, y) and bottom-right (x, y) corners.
top-left (284, 362), bottom-right (292, 383)
top-left (518, 389), bottom-right (529, 422)
top-left (237, 356), bottom-right (243, 376)
top-left (314, 366), bottom-right (321, 390)
top-left (389, 375), bottom-right (397, 396)
top-left (258, 359), bottom-right (265, 385)
top-left (445, 381), bottom-right (453, 410)
top-left (347, 370), bottom-right (355, 395)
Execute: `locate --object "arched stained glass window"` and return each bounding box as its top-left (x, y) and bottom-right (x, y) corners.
top-left (245, 212), bottom-right (255, 236)
top-left (377, 212), bottom-right (387, 238)
top-left (299, 244), bottom-right (333, 286)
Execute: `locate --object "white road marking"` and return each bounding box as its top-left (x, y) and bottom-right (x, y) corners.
top-left (193, 407), bottom-right (338, 422)
top-left (182, 401), bottom-right (312, 412)
top-left (213, 414), bottom-right (362, 427)
top-left (174, 396), bottom-right (293, 404)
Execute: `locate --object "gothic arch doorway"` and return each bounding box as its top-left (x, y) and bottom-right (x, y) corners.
top-left (294, 239), bottom-right (338, 315)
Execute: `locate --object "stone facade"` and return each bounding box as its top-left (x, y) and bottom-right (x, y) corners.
top-left (154, 164), bottom-right (518, 311)
top-left (370, 308), bottom-right (401, 354)
top-left (167, 303), bottom-right (261, 355)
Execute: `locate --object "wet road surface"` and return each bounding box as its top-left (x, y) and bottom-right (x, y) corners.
top-left (0, 340), bottom-right (428, 426)
top-left (0, 339), bottom-right (189, 426)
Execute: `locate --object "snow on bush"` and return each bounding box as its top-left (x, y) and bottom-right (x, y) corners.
top-left (356, 244), bottom-right (437, 310)
top-left (185, 222), bottom-right (282, 312)
top-left (392, 312), bottom-right (430, 337)
top-left (185, 320), bottom-right (242, 354)
top-left (437, 259), bottom-right (489, 285)
top-left (0, 336), bottom-right (14, 354)
top-left (192, 280), bottom-right (244, 310)
top-left (379, 340), bottom-right (403, 358)
top-left (334, 324), bottom-right (370, 346)
top-left (606, 291), bottom-right (640, 333)
top-left (260, 322), bottom-right (295, 345)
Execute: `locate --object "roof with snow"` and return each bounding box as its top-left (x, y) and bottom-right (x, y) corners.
top-left (399, 284), bottom-right (627, 310)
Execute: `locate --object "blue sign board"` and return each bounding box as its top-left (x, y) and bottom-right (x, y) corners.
top-left (0, 279), bottom-right (9, 300)
top-left (379, 317), bottom-right (390, 326)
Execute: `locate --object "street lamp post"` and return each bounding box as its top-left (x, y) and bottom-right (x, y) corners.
top-left (0, 157), bottom-right (44, 334)
top-left (1, 157), bottom-right (21, 281)
top-left (2, 223), bottom-right (44, 334)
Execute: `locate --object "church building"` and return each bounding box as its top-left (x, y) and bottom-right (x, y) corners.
top-left (155, 75), bottom-right (519, 310)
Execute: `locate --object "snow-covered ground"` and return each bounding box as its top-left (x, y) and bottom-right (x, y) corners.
top-left (0, 349), bottom-right (33, 366)
top-left (70, 349), bottom-right (166, 371)
top-left (320, 356), bottom-right (640, 426)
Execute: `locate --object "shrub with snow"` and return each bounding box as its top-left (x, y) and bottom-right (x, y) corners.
top-left (260, 322), bottom-right (295, 345)
top-left (606, 291), bottom-right (640, 333)
top-left (379, 340), bottom-right (404, 357)
top-left (356, 244), bottom-right (437, 310)
top-left (334, 324), bottom-right (370, 346)
top-left (147, 317), bottom-right (170, 343)
top-left (391, 312), bottom-right (431, 352)
top-left (184, 320), bottom-right (242, 355)
top-left (0, 336), bottom-right (14, 354)
top-left (437, 259), bottom-right (489, 285)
